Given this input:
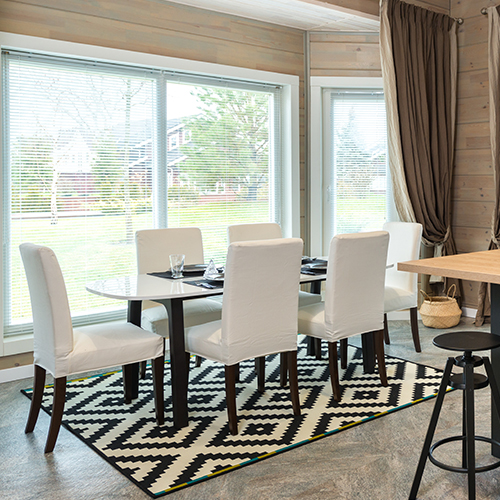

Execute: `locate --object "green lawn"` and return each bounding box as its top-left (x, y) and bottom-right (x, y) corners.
top-left (8, 201), bottom-right (270, 324)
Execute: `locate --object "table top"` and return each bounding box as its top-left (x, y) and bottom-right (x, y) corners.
top-left (398, 249), bottom-right (500, 285)
top-left (86, 272), bottom-right (325, 301)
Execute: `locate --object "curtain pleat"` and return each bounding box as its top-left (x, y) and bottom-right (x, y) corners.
top-left (475, 6), bottom-right (500, 326)
top-left (380, 0), bottom-right (461, 302)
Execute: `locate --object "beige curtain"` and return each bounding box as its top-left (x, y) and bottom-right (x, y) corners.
top-left (475, 6), bottom-right (500, 326)
top-left (380, 0), bottom-right (461, 300)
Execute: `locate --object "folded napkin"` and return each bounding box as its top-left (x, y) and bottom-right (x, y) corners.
top-left (189, 279), bottom-right (224, 289)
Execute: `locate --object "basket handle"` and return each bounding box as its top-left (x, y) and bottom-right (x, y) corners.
top-left (419, 289), bottom-right (432, 301)
top-left (447, 283), bottom-right (456, 299)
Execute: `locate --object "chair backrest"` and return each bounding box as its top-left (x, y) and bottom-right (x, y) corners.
top-left (324, 231), bottom-right (389, 341)
top-left (227, 222), bottom-right (282, 244)
top-left (221, 238), bottom-right (303, 365)
top-left (135, 227), bottom-right (205, 274)
top-left (19, 243), bottom-right (74, 375)
top-left (383, 222), bottom-right (422, 295)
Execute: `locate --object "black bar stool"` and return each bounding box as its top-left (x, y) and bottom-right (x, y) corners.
top-left (409, 331), bottom-right (500, 500)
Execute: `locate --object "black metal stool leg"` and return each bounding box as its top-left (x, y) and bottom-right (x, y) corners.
top-left (464, 360), bottom-right (476, 500)
top-left (482, 357), bottom-right (500, 451)
top-left (462, 389), bottom-right (467, 470)
top-left (409, 357), bottom-right (455, 500)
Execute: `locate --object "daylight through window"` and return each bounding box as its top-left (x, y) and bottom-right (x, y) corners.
top-left (2, 50), bottom-right (283, 335)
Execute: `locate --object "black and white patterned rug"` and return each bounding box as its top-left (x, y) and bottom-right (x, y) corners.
top-left (22, 340), bottom-right (445, 498)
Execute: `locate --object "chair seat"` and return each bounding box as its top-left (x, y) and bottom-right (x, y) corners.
top-left (298, 302), bottom-right (326, 339)
top-left (185, 320), bottom-right (223, 363)
top-left (49, 323), bottom-right (164, 378)
top-left (384, 285), bottom-right (416, 313)
top-left (141, 297), bottom-right (223, 338)
top-left (298, 290), bottom-right (322, 307)
top-left (185, 319), bottom-right (297, 366)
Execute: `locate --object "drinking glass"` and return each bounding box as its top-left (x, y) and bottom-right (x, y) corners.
top-left (169, 254), bottom-right (185, 278)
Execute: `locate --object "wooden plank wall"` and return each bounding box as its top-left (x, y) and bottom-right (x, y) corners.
top-left (451, 0), bottom-right (495, 307)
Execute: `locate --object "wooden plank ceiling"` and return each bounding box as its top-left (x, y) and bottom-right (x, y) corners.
top-left (161, 0), bottom-right (380, 31)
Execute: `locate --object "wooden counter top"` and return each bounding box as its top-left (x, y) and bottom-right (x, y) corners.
top-left (398, 249), bottom-right (500, 285)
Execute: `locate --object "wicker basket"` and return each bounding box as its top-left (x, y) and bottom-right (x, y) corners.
top-left (419, 284), bottom-right (462, 329)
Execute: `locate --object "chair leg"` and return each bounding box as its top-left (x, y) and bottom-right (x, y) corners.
top-left (152, 355), bottom-right (164, 426)
top-left (44, 377), bottom-right (66, 453)
top-left (410, 307), bottom-right (421, 353)
top-left (383, 313), bottom-right (390, 345)
top-left (340, 338), bottom-right (348, 369)
top-left (25, 364), bottom-right (46, 434)
top-left (224, 365), bottom-right (238, 435)
top-left (287, 351), bottom-right (300, 415)
top-left (195, 355), bottom-right (203, 367)
top-left (139, 360), bottom-right (147, 379)
top-left (280, 352), bottom-right (288, 387)
top-left (256, 356), bottom-right (265, 393)
top-left (328, 342), bottom-right (341, 402)
top-left (373, 329), bottom-right (388, 387)
top-left (315, 338), bottom-right (322, 360)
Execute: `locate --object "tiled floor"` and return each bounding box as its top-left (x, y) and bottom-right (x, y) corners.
top-left (2, 318), bottom-right (500, 499)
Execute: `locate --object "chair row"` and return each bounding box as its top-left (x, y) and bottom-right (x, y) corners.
top-left (138, 221), bottom-right (423, 356)
top-left (19, 221), bottom-right (422, 450)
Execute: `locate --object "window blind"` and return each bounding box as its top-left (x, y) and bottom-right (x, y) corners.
top-left (326, 89), bottom-right (389, 236)
top-left (2, 50), bottom-right (283, 336)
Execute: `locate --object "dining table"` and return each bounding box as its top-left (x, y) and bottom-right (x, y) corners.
top-left (86, 270), bottom-right (327, 429)
top-left (398, 249), bottom-right (500, 458)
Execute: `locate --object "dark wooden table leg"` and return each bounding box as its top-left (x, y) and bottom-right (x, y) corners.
top-left (163, 297), bottom-right (189, 429)
top-left (307, 280), bottom-right (323, 356)
top-left (361, 331), bottom-right (375, 374)
top-left (491, 283), bottom-right (500, 458)
top-left (122, 300), bottom-right (142, 402)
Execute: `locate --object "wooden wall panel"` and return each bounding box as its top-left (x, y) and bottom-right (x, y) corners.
top-left (452, 1), bottom-right (493, 307)
top-left (309, 32), bottom-right (381, 76)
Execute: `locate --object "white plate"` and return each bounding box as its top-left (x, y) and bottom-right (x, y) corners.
top-left (307, 263), bottom-right (327, 271)
top-left (205, 274), bottom-right (224, 282)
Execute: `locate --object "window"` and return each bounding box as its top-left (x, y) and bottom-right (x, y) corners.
top-left (2, 48), bottom-right (286, 337)
top-left (323, 88), bottom-right (391, 237)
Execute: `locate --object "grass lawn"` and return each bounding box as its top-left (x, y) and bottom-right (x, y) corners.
top-left (8, 201), bottom-right (270, 325)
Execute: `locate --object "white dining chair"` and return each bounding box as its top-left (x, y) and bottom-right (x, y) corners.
top-left (20, 243), bottom-right (165, 453)
top-left (383, 221), bottom-right (423, 352)
top-left (184, 238), bottom-right (303, 435)
top-left (297, 231), bottom-right (390, 402)
top-left (135, 227), bottom-right (223, 345)
top-left (227, 222), bottom-right (322, 308)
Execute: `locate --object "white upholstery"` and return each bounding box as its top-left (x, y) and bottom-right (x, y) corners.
top-left (135, 228), bottom-right (223, 338)
top-left (19, 243), bottom-right (164, 379)
top-left (298, 231), bottom-right (389, 342)
top-left (185, 238), bottom-right (303, 366)
top-left (227, 222), bottom-right (282, 243)
top-left (227, 222), bottom-right (321, 308)
top-left (383, 222), bottom-right (422, 313)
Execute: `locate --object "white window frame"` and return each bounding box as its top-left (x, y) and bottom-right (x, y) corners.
top-left (310, 76), bottom-right (396, 256)
top-left (0, 32), bottom-right (300, 357)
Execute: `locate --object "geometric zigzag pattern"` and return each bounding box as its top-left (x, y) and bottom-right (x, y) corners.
top-left (23, 339), bottom-right (445, 498)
